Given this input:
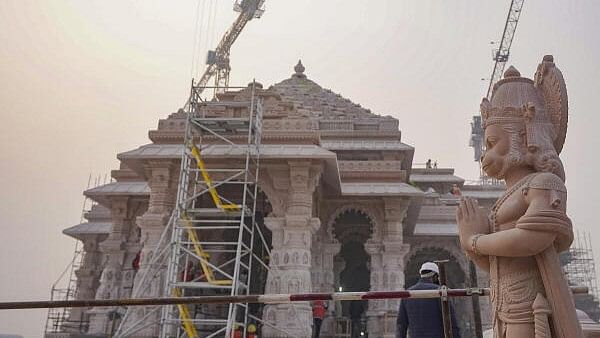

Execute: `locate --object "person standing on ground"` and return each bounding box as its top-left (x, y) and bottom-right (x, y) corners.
top-left (312, 299), bottom-right (328, 338)
top-left (349, 300), bottom-right (366, 338)
top-left (396, 262), bottom-right (460, 338)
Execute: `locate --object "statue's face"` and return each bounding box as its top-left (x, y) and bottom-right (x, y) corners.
top-left (481, 124), bottom-right (511, 178)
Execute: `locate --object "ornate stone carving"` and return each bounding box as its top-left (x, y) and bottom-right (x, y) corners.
top-left (88, 196), bottom-right (144, 334)
top-left (261, 160), bottom-right (324, 338)
top-left (457, 56), bottom-right (583, 338)
top-left (124, 159), bottom-right (178, 336)
top-left (338, 160), bottom-right (403, 172)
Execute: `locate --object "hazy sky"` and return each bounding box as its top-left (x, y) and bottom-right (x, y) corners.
top-left (1, 1), bottom-right (600, 336)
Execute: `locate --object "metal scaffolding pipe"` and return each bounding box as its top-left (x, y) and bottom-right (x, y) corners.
top-left (0, 286), bottom-right (588, 310)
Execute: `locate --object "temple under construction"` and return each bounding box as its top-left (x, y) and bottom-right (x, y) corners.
top-left (44, 61), bottom-right (599, 338)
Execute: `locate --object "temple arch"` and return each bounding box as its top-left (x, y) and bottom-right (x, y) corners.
top-left (325, 203), bottom-right (382, 240)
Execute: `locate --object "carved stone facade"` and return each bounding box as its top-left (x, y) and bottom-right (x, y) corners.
top-left (87, 196), bottom-right (144, 333)
top-left (48, 62), bottom-right (529, 337)
top-left (126, 160), bottom-right (179, 336)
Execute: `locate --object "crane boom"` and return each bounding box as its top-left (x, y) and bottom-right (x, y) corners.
top-left (485, 0), bottom-right (525, 99)
top-left (196, 0), bottom-right (265, 91)
top-left (470, 0), bottom-right (525, 164)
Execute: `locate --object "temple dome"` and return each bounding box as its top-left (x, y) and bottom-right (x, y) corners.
top-left (269, 61), bottom-right (385, 120)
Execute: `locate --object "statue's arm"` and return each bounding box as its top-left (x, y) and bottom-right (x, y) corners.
top-left (466, 251), bottom-right (490, 272)
top-left (465, 173), bottom-right (568, 258)
top-left (470, 228), bottom-right (555, 257)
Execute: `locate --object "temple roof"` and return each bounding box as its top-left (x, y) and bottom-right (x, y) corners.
top-left (269, 60), bottom-right (392, 121)
top-left (85, 181), bottom-right (150, 195)
top-left (63, 222), bottom-right (112, 239)
top-left (117, 144), bottom-right (337, 160)
top-left (409, 173), bottom-right (464, 184)
top-left (321, 139), bottom-right (413, 151)
top-left (117, 143), bottom-right (341, 191)
top-left (63, 204), bottom-right (112, 239)
top-left (84, 181), bottom-right (150, 206)
top-left (340, 182), bottom-right (422, 197)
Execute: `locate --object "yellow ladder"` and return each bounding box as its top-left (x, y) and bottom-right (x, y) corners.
top-left (176, 142), bottom-right (234, 334)
top-left (172, 287), bottom-right (198, 338)
top-left (181, 214), bottom-right (232, 286)
top-left (190, 144), bottom-right (240, 211)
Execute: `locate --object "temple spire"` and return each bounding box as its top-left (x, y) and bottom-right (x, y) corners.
top-left (293, 59), bottom-right (306, 78)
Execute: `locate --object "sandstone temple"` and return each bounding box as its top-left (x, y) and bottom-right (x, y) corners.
top-left (52, 61), bottom-right (600, 338)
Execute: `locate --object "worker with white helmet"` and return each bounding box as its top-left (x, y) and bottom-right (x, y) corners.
top-left (396, 262), bottom-right (461, 338)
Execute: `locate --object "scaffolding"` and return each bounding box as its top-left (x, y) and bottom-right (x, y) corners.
top-left (563, 229), bottom-right (600, 301)
top-left (162, 82), bottom-right (268, 338)
top-left (44, 239), bottom-right (85, 333)
top-left (115, 82), bottom-right (270, 338)
top-left (44, 175), bottom-right (106, 334)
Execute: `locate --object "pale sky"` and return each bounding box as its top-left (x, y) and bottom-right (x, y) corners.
top-left (1, 1), bottom-right (600, 336)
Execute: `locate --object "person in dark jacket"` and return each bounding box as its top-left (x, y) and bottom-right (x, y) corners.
top-left (396, 262), bottom-right (460, 338)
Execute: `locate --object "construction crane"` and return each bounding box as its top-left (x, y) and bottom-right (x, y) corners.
top-left (197, 0), bottom-right (266, 92)
top-left (470, 0), bottom-right (525, 164)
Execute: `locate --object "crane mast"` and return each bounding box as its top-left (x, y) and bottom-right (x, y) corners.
top-left (470, 0), bottom-right (525, 164)
top-left (197, 0), bottom-right (265, 91)
top-left (485, 0), bottom-right (525, 99)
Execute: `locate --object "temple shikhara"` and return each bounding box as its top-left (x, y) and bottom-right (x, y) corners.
top-left (45, 61), bottom-right (515, 337)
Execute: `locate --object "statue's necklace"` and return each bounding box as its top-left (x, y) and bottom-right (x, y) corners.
top-left (490, 173), bottom-right (537, 232)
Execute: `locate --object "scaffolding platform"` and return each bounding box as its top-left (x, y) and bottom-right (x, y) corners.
top-left (114, 82), bottom-right (269, 338)
top-left (190, 117), bottom-right (252, 135)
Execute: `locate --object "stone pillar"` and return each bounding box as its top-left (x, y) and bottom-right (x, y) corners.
top-left (317, 242), bottom-right (341, 292)
top-left (261, 161), bottom-right (322, 338)
top-left (366, 197), bottom-right (410, 337)
top-left (88, 197), bottom-right (134, 334)
top-left (311, 220), bottom-right (341, 293)
top-left (312, 238), bottom-right (341, 336)
top-left (365, 240), bottom-right (385, 336)
top-left (65, 235), bottom-right (105, 332)
top-left (127, 160), bottom-right (178, 336)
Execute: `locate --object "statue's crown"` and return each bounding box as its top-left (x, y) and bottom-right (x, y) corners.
top-left (480, 56), bottom-right (569, 154)
top-left (481, 66), bottom-right (542, 128)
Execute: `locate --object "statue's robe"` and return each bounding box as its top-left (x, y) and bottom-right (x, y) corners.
top-left (490, 172), bottom-right (583, 338)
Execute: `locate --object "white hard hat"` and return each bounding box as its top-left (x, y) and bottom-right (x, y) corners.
top-left (419, 262), bottom-right (439, 275)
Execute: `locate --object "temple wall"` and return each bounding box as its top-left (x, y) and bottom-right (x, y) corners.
top-left (87, 197), bottom-right (146, 334)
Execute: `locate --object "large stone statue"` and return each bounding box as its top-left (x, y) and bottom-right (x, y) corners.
top-left (456, 55), bottom-right (584, 338)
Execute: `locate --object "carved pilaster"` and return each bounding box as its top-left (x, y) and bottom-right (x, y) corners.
top-left (366, 197), bottom-right (411, 337)
top-left (88, 197), bottom-right (136, 334)
top-left (262, 160), bottom-right (323, 338)
top-left (382, 197), bottom-right (410, 241)
top-left (259, 165), bottom-right (290, 217)
top-left (127, 160), bottom-right (178, 336)
top-left (63, 235), bottom-right (105, 332)
top-left (312, 240), bottom-right (341, 293)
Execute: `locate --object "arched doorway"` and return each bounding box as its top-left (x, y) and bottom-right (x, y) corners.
top-left (332, 210), bottom-right (373, 336)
